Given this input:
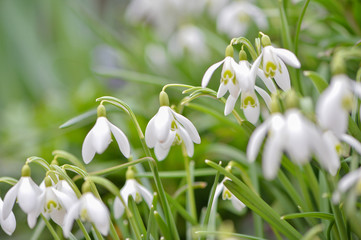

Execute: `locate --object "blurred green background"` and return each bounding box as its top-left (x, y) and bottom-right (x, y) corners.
top-left (0, 0), bottom-right (360, 238)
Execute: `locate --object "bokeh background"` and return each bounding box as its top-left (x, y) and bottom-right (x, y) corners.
top-left (0, 0), bottom-right (360, 239)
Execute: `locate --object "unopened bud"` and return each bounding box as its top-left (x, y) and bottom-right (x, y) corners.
top-left (21, 164), bottom-right (31, 177)
top-left (159, 91), bottom-right (170, 107)
top-left (225, 45), bottom-right (234, 58)
top-left (97, 104), bottom-right (106, 117)
top-left (261, 35), bottom-right (271, 47)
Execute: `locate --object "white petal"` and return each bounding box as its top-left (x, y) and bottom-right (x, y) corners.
top-left (257, 69), bottom-right (276, 93)
top-left (273, 47), bottom-right (301, 68)
top-left (262, 127), bottom-right (284, 180)
top-left (49, 208), bottom-right (66, 226)
top-left (217, 82), bottom-right (228, 98)
top-left (230, 193), bottom-right (245, 211)
top-left (0, 199), bottom-right (16, 235)
top-left (249, 53), bottom-right (263, 82)
top-left (113, 196), bottom-right (125, 219)
top-left (154, 130), bottom-right (176, 160)
top-left (63, 202), bottom-right (80, 238)
top-left (241, 91), bottom-right (260, 124)
top-left (338, 168), bottom-right (361, 193)
top-left (172, 110), bottom-right (201, 144)
top-left (52, 188), bottom-right (77, 211)
top-left (201, 59), bottom-right (225, 88)
top-left (107, 120), bottom-right (131, 158)
top-left (135, 183), bottom-right (153, 207)
top-left (255, 86), bottom-right (271, 109)
top-left (341, 134), bottom-right (361, 154)
top-left (247, 119), bottom-right (270, 162)
top-left (224, 95), bottom-right (238, 116)
top-left (82, 129), bottom-right (97, 164)
top-left (154, 106), bottom-right (172, 143)
top-left (17, 177), bottom-right (41, 214)
top-left (27, 210), bottom-right (40, 229)
top-left (145, 117), bottom-right (157, 148)
top-left (2, 182), bottom-right (20, 219)
top-left (273, 60), bottom-right (291, 91)
top-left (120, 180), bottom-right (136, 205)
top-left (91, 117), bottom-right (112, 154)
top-left (178, 126), bottom-right (194, 157)
top-left (83, 193), bottom-right (110, 236)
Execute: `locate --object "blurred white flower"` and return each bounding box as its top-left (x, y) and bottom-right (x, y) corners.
top-left (3, 174), bottom-right (42, 223)
top-left (168, 25), bottom-right (209, 60)
top-left (217, 2), bottom-right (268, 38)
top-left (333, 168), bottom-right (361, 203)
top-left (63, 193), bottom-right (110, 237)
top-left (213, 178), bottom-right (245, 211)
top-left (0, 197), bottom-right (16, 236)
top-left (247, 109), bottom-right (339, 179)
top-left (82, 115), bottom-right (130, 164)
top-left (145, 106), bottom-right (201, 160)
top-left (261, 45), bottom-right (301, 91)
top-left (27, 178), bottom-right (78, 228)
top-left (113, 179), bottom-right (153, 218)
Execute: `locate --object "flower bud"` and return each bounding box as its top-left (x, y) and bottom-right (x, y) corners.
top-left (44, 176), bottom-right (53, 188)
top-left (284, 90), bottom-right (299, 109)
top-left (159, 91), bottom-right (170, 107)
top-left (126, 167), bottom-right (135, 180)
top-left (21, 164), bottom-right (31, 177)
top-left (239, 49), bottom-right (247, 61)
top-left (261, 35), bottom-right (271, 47)
top-left (97, 104), bottom-right (107, 117)
top-left (225, 45), bottom-right (234, 58)
top-left (82, 181), bottom-right (92, 194)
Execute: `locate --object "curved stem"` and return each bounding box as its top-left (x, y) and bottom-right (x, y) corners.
top-left (162, 83), bottom-right (195, 92)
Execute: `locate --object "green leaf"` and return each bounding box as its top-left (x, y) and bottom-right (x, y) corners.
top-left (304, 71), bottom-right (328, 93)
top-left (282, 212), bottom-right (334, 221)
top-left (59, 109), bottom-right (96, 129)
top-left (348, 117), bottom-right (361, 142)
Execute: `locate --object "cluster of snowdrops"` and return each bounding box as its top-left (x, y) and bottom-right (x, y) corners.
top-left (1, 32), bottom-right (361, 239)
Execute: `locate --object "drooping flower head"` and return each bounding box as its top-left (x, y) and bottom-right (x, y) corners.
top-left (3, 165), bottom-right (42, 227)
top-left (145, 91), bottom-right (201, 160)
top-left (247, 109), bottom-right (339, 179)
top-left (213, 177), bottom-right (245, 212)
top-left (114, 168), bottom-right (153, 218)
top-left (27, 176), bottom-right (78, 228)
top-left (260, 34), bottom-right (301, 91)
top-left (63, 181), bottom-right (110, 237)
top-left (82, 104), bottom-right (131, 164)
top-left (0, 197), bottom-right (16, 236)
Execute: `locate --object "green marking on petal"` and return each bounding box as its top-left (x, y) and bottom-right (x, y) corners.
top-left (232, 76), bottom-right (237, 85)
top-left (335, 144), bottom-right (342, 156)
top-left (80, 208), bottom-right (90, 222)
top-left (171, 120), bottom-right (178, 130)
top-left (223, 70), bottom-right (233, 79)
top-left (342, 94), bottom-right (354, 111)
top-left (46, 200), bottom-right (58, 212)
top-left (242, 96), bottom-right (257, 108)
top-left (222, 188), bottom-right (232, 200)
top-left (265, 61), bottom-right (277, 77)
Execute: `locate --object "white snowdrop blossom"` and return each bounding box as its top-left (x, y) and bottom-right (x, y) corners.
top-left (261, 40), bottom-right (301, 91)
top-left (333, 168), bottom-right (361, 203)
top-left (113, 179), bottom-right (153, 218)
top-left (2, 175), bottom-right (42, 224)
top-left (233, 58), bottom-right (271, 124)
top-left (27, 178), bottom-right (78, 228)
top-left (212, 178), bottom-right (245, 212)
top-left (202, 54), bottom-right (241, 100)
top-left (217, 2), bottom-right (268, 38)
top-left (82, 107), bottom-right (131, 164)
top-left (63, 192), bottom-right (110, 237)
top-left (168, 25), bottom-right (209, 60)
top-left (145, 106), bottom-right (201, 160)
top-left (0, 197), bottom-right (16, 236)
top-left (247, 109), bottom-right (339, 179)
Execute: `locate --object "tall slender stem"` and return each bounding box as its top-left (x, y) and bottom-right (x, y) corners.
top-left (41, 215), bottom-right (61, 240)
top-left (182, 144), bottom-right (197, 221)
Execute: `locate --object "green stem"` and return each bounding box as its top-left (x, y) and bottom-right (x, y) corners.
top-left (91, 224), bottom-right (104, 240)
top-left (325, 176), bottom-right (348, 240)
top-left (134, 168), bottom-right (217, 178)
top-left (109, 221), bottom-right (121, 240)
top-left (41, 215), bottom-right (61, 240)
top-left (162, 83), bottom-right (195, 92)
top-left (294, 0), bottom-right (310, 56)
top-left (182, 144), bottom-right (197, 221)
top-left (76, 219), bottom-right (92, 240)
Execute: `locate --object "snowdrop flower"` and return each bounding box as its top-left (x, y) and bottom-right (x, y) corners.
top-left (27, 177), bottom-right (78, 228)
top-left (247, 109), bottom-right (339, 179)
top-left (63, 189), bottom-right (110, 237)
top-left (113, 168), bottom-right (153, 218)
top-left (217, 2), bottom-right (268, 38)
top-left (82, 104), bottom-right (130, 164)
top-left (145, 91), bottom-right (201, 160)
top-left (0, 197), bottom-right (16, 235)
top-left (3, 165), bottom-right (42, 223)
top-left (260, 35), bottom-right (301, 91)
top-left (213, 177), bottom-right (245, 212)
top-left (333, 168), bottom-right (361, 203)
top-left (202, 45), bottom-right (241, 99)
top-left (228, 50), bottom-right (271, 124)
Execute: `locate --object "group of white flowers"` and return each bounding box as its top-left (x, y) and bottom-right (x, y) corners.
top-left (1, 32), bottom-right (361, 238)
